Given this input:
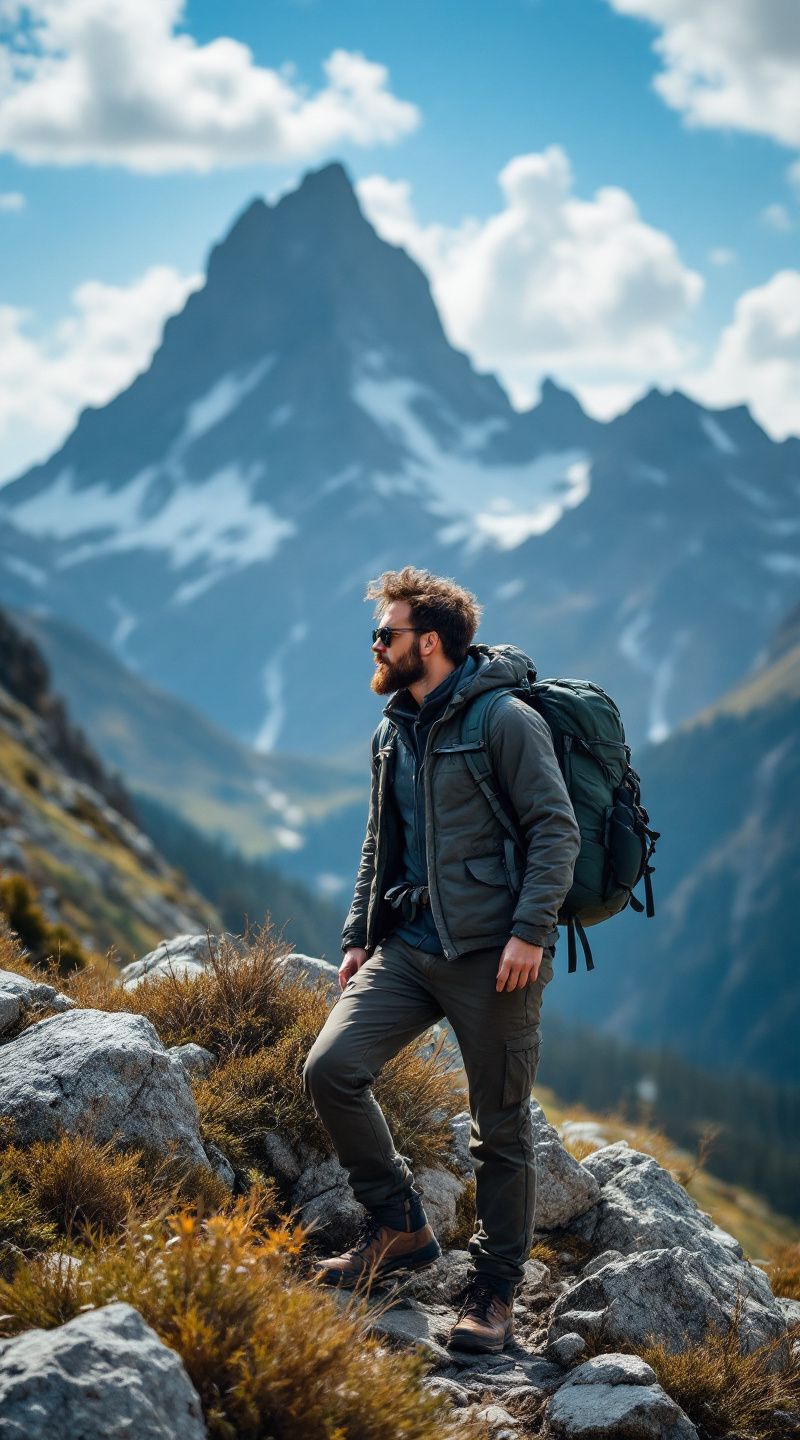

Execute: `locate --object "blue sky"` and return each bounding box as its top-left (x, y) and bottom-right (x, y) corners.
top-left (0, 0), bottom-right (798, 480)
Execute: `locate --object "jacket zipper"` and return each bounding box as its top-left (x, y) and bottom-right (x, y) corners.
top-left (421, 706), bottom-right (462, 959)
top-left (370, 741), bottom-right (394, 951)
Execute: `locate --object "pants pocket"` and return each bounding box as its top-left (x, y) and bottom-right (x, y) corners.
top-left (502, 1033), bottom-right (540, 1108)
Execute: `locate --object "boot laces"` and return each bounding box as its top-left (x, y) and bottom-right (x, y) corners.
top-left (459, 1275), bottom-right (500, 1323)
top-left (352, 1212), bottom-right (386, 1255)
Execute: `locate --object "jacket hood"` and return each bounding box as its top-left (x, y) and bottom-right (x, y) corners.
top-left (462, 643), bottom-right (538, 696)
top-left (383, 642), bottom-right (537, 722)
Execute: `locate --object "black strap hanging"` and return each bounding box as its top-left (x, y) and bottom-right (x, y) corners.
top-left (567, 917), bottom-right (595, 974)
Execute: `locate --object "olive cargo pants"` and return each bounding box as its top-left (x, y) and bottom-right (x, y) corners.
top-left (302, 933), bottom-right (554, 1286)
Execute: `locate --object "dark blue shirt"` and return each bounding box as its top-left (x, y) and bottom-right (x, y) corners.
top-left (387, 655), bottom-right (478, 952)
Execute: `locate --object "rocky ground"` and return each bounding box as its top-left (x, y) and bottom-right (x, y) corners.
top-left (0, 937), bottom-right (797, 1440)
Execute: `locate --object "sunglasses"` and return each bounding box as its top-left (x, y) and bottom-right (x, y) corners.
top-left (371, 627), bottom-right (426, 648)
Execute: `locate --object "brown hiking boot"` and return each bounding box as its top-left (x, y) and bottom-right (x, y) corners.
top-left (314, 1211), bottom-right (441, 1288)
top-left (447, 1275), bottom-right (516, 1353)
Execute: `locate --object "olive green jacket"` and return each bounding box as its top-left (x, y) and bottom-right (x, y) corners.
top-left (341, 644), bottom-right (581, 961)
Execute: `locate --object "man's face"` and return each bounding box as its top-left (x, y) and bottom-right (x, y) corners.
top-left (370, 601), bottom-right (428, 695)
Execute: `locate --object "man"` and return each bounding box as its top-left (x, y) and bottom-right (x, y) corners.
top-left (303, 566), bottom-right (580, 1353)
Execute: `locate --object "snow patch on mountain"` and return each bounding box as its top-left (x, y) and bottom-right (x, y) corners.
top-left (5, 463), bottom-right (295, 603)
top-left (701, 415), bottom-right (738, 456)
top-left (634, 463), bottom-right (668, 486)
top-left (352, 372), bottom-right (589, 549)
top-left (254, 622), bottom-right (309, 754)
top-left (762, 553), bottom-right (800, 578)
top-left (181, 358), bottom-right (275, 446)
top-left (3, 555), bottom-right (46, 587)
top-left (618, 608), bottom-right (690, 744)
top-left (108, 595), bottom-right (139, 663)
top-left (494, 577), bottom-right (526, 601)
top-left (726, 474), bottom-right (774, 512)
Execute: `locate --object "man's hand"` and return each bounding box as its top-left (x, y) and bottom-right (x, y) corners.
top-left (496, 936), bottom-right (543, 992)
top-left (339, 946), bottom-right (368, 990)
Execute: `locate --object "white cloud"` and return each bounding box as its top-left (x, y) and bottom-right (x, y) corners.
top-left (0, 1), bottom-right (419, 172)
top-left (709, 246), bottom-right (737, 266)
top-left (760, 202), bottom-right (792, 231)
top-left (0, 265), bottom-right (201, 482)
top-left (605, 0), bottom-right (800, 148)
top-left (685, 269), bottom-right (800, 440)
top-left (359, 147), bottom-right (703, 411)
top-left (0, 191), bottom-right (24, 211)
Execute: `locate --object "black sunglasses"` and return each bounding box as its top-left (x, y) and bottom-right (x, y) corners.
top-left (372, 626), bottom-right (426, 647)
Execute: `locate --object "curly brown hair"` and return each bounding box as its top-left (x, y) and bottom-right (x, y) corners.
top-left (365, 566), bottom-right (483, 664)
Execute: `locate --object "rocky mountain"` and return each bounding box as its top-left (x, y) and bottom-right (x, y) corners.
top-left (552, 602), bottom-right (800, 1084)
top-left (0, 607), bottom-right (217, 964)
top-left (1, 934), bottom-right (796, 1439)
top-left (1, 162), bottom-right (797, 758)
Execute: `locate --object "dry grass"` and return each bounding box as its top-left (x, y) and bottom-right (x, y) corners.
top-left (766, 1243), bottom-right (800, 1301)
top-left (0, 1198), bottom-right (486, 1440)
top-left (4, 924), bottom-right (465, 1214)
top-left (0, 1131), bottom-right (234, 1245)
top-left (59, 928), bottom-right (465, 1180)
top-left (61, 925), bottom-right (303, 1056)
top-left (640, 1309), bottom-right (800, 1440)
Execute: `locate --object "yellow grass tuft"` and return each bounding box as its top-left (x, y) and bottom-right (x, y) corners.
top-left (0, 1130), bottom-right (233, 1248)
top-left (766, 1242), bottom-right (800, 1301)
top-left (0, 1197), bottom-right (487, 1440)
top-left (59, 927), bottom-right (464, 1183)
top-left (640, 1312), bottom-right (800, 1440)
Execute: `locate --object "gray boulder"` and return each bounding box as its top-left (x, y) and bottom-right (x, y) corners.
top-left (0, 967), bottom-right (74, 1037)
top-left (0, 1008), bottom-right (209, 1167)
top-left (0, 1302), bottom-right (206, 1439)
top-left (120, 932), bottom-right (246, 988)
top-left (168, 1043), bottom-right (216, 1079)
top-left (548, 1245), bottom-right (787, 1357)
top-left (277, 952), bottom-right (340, 999)
top-left (289, 1152), bottom-right (465, 1245)
top-left (449, 1101), bottom-right (599, 1229)
top-left (417, 1165), bottom-right (466, 1239)
top-left (291, 1155), bottom-right (364, 1239)
top-left (568, 1143), bottom-right (743, 1263)
top-left (395, 1248), bottom-right (475, 1305)
top-left (549, 1353), bottom-right (698, 1439)
top-left (778, 1297), bottom-right (800, 1326)
top-left (263, 1130), bottom-right (303, 1186)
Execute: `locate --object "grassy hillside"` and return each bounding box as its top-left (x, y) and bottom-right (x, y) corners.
top-left (11, 608), bottom-right (367, 872)
top-left (0, 665), bottom-right (219, 968)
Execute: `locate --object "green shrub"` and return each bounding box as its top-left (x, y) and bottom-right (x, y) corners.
top-left (0, 873), bottom-right (87, 973)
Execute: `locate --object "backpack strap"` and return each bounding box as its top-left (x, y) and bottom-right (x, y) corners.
top-left (456, 689), bottom-right (596, 974)
top-left (455, 689), bottom-right (526, 853)
top-left (567, 916), bottom-right (595, 974)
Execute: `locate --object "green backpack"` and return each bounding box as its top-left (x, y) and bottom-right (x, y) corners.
top-left (457, 675), bottom-right (660, 972)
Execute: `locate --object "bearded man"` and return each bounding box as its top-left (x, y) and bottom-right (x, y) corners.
top-left (303, 566), bottom-right (580, 1353)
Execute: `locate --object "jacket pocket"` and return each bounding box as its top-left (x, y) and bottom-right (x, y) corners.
top-left (502, 1034), bottom-right (540, 1108)
top-left (465, 854), bottom-right (509, 887)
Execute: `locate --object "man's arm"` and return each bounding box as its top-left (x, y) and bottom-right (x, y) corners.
top-left (340, 735), bottom-right (380, 955)
top-left (488, 696), bottom-right (581, 948)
